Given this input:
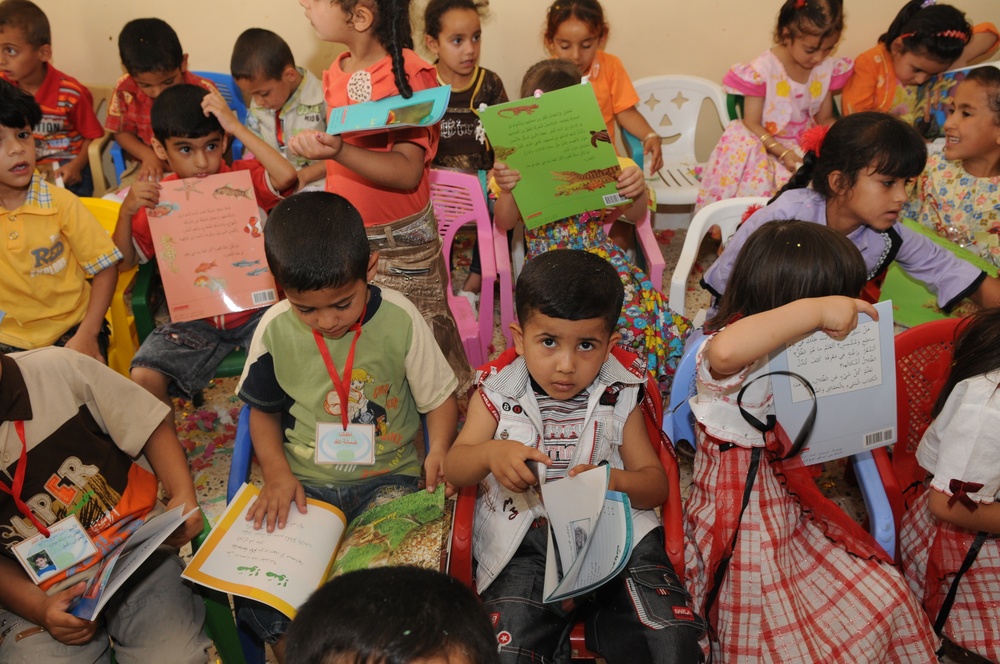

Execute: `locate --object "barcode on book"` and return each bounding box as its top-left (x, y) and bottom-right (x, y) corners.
top-left (864, 428), bottom-right (894, 448)
top-left (252, 289), bottom-right (277, 305)
top-left (602, 193), bottom-right (628, 206)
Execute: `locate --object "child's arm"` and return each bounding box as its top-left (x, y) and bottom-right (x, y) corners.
top-left (616, 106), bottom-right (663, 174)
top-left (422, 394), bottom-right (459, 495)
top-left (62, 266), bottom-right (116, 363)
top-left (115, 131), bottom-right (167, 182)
top-left (201, 92), bottom-right (297, 193)
top-left (113, 180), bottom-right (161, 271)
top-left (0, 558), bottom-right (96, 645)
top-left (708, 296), bottom-right (878, 377)
top-left (288, 130), bottom-right (426, 190)
top-left (141, 418), bottom-right (204, 547)
top-left (742, 96), bottom-right (801, 171)
top-left (444, 393), bottom-right (552, 490)
top-left (928, 490), bottom-right (1000, 534)
top-left (54, 138), bottom-right (93, 187)
top-left (491, 162), bottom-right (522, 232)
top-left (296, 162), bottom-right (328, 191)
top-left (953, 24), bottom-right (1000, 68)
top-left (813, 91), bottom-right (837, 126)
top-left (567, 405), bottom-right (668, 509)
top-left (245, 407), bottom-right (307, 531)
top-left (970, 276), bottom-right (1000, 309)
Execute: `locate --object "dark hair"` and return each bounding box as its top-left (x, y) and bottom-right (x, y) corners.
top-left (0, 78), bottom-right (40, 128)
top-left (151, 84), bottom-right (221, 143)
top-left (543, 0), bottom-right (608, 44)
top-left (516, 249), bottom-right (623, 334)
top-left (707, 220), bottom-right (867, 331)
top-left (963, 65), bottom-right (1000, 124)
top-left (879, 0), bottom-right (971, 65)
top-left (264, 192), bottom-right (370, 292)
top-left (932, 308), bottom-right (1000, 418)
top-left (118, 18), bottom-right (183, 75)
top-left (774, 0), bottom-right (843, 43)
top-left (285, 566), bottom-right (500, 664)
top-left (0, 0), bottom-right (49, 48)
top-left (231, 28), bottom-right (296, 81)
top-left (336, 0), bottom-right (415, 98)
top-left (773, 111), bottom-right (927, 202)
top-left (423, 0), bottom-right (488, 40)
top-left (520, 58), bottom-right (581, 98)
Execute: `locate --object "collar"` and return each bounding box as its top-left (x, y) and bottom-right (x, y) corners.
top-left (0, 354), bottom-right (33, 422)
top-left (6, 173), bottom-right (53, 212)
top-left (482, 348), bottom-right (643, 400)
top-left (436, 65), bottom-right (481, 94)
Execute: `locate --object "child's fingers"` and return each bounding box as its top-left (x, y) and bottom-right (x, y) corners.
top-left (294, 484), bottom-right (308, 514)
top-left (854, 298), bottom-right (879, 321)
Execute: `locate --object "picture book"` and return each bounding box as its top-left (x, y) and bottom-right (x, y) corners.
top-left (913, 62), bottom-right (998, 139)
top-left (325, 85), bottom-right (451, 136)
top-left (183, 483), bottom-right (451, 619)
top-left (478, 83), bottom-right (628, 229)
top-left (146, 170), bottom-right (278, 323)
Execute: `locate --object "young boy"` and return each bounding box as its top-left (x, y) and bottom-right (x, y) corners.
top-left (443, 249), bottom-right (703, 664)
top-left (0, 346), bottom-right (208, 662)
top-left (230, 28), bottom-right (327, 192)
top-left (113, 83), bottom-right (297, 421)
top-left (105, 18), bottom-right (218, 182)
top-left (0, 80), bottom-right (120, 361)
top-left (0, 0), bottom-right (103, 197)
top-left (236, 191), bottom-right (459, 663)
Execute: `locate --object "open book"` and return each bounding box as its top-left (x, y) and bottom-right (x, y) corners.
top-left (325, 85), bottom-right (451, 135)
top-left (183, 483), bottom-right (450, 618)
top-left (534, 464), bottom-right (633, 602)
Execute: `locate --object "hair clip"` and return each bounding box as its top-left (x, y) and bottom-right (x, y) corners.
top-left (534, 89), bottom-right (543, 98)
top-left (934, 29), bottom-right (969, 41)
top-left (478, 103), bottom-right (488, 112)
top-left (920, 0), bottom-right (935, 7)
top-left (899, 32), bottom-right (916, 40)
top-left (794, 0), bottom-right (806, 8)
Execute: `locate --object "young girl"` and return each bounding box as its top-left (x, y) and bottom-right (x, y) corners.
top-left (703, 112), bottom-right (1000, 313)
top-left (493, 59), bottom-right (690, 397)
top-left (904, 66), bottom-right (1000, 266)
top-left (423, 0), bottom-right (508, 303)
top-left (899, 308), bottom-right (1000, 663)
top-left (843, 0), bottom-right (998, 121)
top-left (290, 0), bottom-right (471, 390)
top-left (686, 219), bottom-right (939, 661)
top-left (695, 0), bottom-right (851, 211)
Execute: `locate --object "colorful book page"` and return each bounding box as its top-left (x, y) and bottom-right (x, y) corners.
top-left (147, 170), bottom-right (278, 323)
top-left (325, 85), bottom-right (451, 135)
top-left (478, 84), bottom-right (627, 229)
top-left (913, 61), bottom-right (999, 139)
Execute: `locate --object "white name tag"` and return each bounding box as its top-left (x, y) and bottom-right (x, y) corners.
top-left (13, 514), bottom-right (98, 584)
top-left (315, 422), bottom-right (376, 466)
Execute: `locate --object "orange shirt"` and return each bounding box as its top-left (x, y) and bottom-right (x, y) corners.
top-left (582, 51), bottom-right (639, 148)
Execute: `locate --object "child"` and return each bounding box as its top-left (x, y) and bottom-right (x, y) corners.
top-left (493, 59), bottom-right (690, 398)
top-left (0, 0), bottom-right (103, 197)
top-left (236, 192), bottom-right (459, 663)
top-left (423, 0), bottom-right (508, 303)
top-left (703, 111), bottom-right (1000, 313)
top-left (695, 0), bottom-right (851, 211)
top-left (843, 0), bottom-right (999, 121)
top-left (899, 308), bottom-right (1000, 662)
top-left (230, 28), bottom-right (327, 192)
top-left (444, 249), bottom-right (703, 663)
top-left (0, 347), bottom-right (208, 662)
top-left (0, 80), bottom-right (121, 362)
top-left (285, 567), bottom-right (500, 664)
top-left (290, 0), bottom-right (471, 392)
top-left (904, 66), bottom-right (1000, 266)
top-left (105, 18), bottom-right (219, 183)
top-left (113, 84), bottom-right (296, 420)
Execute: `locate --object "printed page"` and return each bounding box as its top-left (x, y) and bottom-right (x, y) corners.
top-left (325, 85), bottom-right (451, 135)
top-left (541, 466), bottom-right (609, 598)
top-left (183, 484), bottom-right (346, 619)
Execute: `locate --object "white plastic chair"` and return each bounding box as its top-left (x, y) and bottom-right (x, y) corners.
top-left (669, 196), bottom-right (768, 318)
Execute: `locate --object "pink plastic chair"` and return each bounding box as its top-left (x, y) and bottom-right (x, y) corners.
top-left (429, 169), bottom-right (498, 368)
top-left (492, 223), bottom-right (517, 348)
top-left (603, 208), bottom-right (666, 290)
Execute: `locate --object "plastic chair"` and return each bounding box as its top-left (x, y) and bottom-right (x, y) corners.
top-left (619, 75), bottom-right (728, 209)
top-left (85, 85), bottom-right (117, 197)
top-left (492, 222), bottom-right (517, 349)
top-left (80, 198), bottom-right (138, 376)
top-left (192, 512), bottom-right (249, 664)
top-left (668, 196), bottom-right (768, 318)
top-left (602, 208), bottom-right (666, 290)
top-left (428, 169), bottom-right (499, 368)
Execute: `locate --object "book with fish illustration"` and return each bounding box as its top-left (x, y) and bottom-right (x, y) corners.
top-left (183, 483), bottom-right (452, 619)
top-left (478, 83), bottom-right (628, 229)
top-left (146, 170), bottom-right (278, 323)
top-left (325, 85), bottom-right (451, 135)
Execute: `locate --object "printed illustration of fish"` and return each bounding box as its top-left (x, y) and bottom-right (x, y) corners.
top-left (147, 202), bottom-right (179, 218)
top-left (194, 260), bottom-right (217, 273)
top-left (213, 184), bottom-right (253, 200)
top-left (232, 259), bottom-right (261, 268)
top-left (194, 275), bottom-right (228, 293)
top-left (160, 235), bottom-right (179, 272)
top-left (244, 216), bottom-right (262, 238)
top-left (246, 267), bottom-right (269, 277)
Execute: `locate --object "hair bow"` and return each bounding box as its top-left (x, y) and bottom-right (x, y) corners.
top-left (741, 203), bottom-right (763, 223)
top-left (794, 0), bottom-right (807, 8)
top-left (798, 124), bottom-right (830, 157)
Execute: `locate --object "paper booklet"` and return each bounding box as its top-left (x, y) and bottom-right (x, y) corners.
top-left (534, 464), bottom-right (633, 603)
top-left (748, 300), bottom-right (897, 465)
top-left (478, 83), bottom-right (629, 229)
top-left (325, 85), bottom-right (451, 136)
top-left (183, 483), bottom-right (451, 619)
top-left (146, 169), bottom-right (279, 323)
top-left (68, 506), bottom-right (199, 620)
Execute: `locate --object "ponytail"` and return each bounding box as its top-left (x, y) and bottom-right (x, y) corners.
top-left (372, 0), bottom-right (415, 98)
top-left (770, 151), bottom-right (817, 203)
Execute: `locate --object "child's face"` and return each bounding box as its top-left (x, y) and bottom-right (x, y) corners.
top-left (236, 67), bottom-right (300, 112)
top-left (0, 27), bottom-right (48, 85)
top-left (889, 41), bottom-right (950, 87)
top-left (299, 0), bottom-right (353, 44)
top-left (425, 8), bottom-right (481, 82)
top-left (132, 65), bottom-right (185, 100)
top-left (151, 131), bottom-right (226, 179)
top-left (545, 17), bottom-right (602, 76)
top-left (830, 167), bottom-right (910, 233)
top-left (784, 30), bottom-right (840, 72)
top-left (0, 124), bottom-right (36, 194)
top-left (943, 80), bottom-right (1000, 170)
top-left (512, 312), bottom-right (619, 400)
top-left (285, 274), bottom-right (373, 340)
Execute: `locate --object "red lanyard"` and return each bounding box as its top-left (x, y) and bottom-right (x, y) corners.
top-left (275, 111), bottom-right (285, 149)
top-left (312, 306), bottom-right (365, 431)
top-left (0, 421), bottom-right (50, 537)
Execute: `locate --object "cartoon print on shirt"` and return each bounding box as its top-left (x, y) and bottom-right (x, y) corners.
top-left (323, 368), bottom-right (389, 436)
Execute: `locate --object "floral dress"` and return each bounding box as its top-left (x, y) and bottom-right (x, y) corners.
top-left (695, 50), bottom-right (852, 212)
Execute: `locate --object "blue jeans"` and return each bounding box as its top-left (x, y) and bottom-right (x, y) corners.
top-left (480, 527), bottom-right (704, 664)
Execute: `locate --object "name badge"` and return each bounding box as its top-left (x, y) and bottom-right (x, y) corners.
top-left (315, 422), bottom-right (376, 466)
top-left (12, 514), bottom-right (98, 584)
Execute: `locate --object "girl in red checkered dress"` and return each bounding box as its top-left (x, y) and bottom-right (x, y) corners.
top-left (684, 220), bottom-right (939, 662)
top-left (900, 308), bottom-right (1000, 662)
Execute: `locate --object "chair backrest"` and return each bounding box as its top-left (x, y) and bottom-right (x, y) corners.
top-left (86, 84), bottom-right (114, 125)
top-left (631, 75), bottom-right (728, 162)
top-left (194, 71), bottom-right (249, 160)
top-left (664, 330), bottom-right (705, 451)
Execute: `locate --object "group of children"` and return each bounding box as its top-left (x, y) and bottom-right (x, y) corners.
top-left (0, 0), bottom-right (1000, 662)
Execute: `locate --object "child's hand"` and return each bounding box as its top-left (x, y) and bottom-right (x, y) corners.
top-left (423, 448), bottom-right (455, 497)
top-left (201, 90), bottom-right (240, 134)
top-left (289, 130), bottom-right (343, 161)
top-left (39, 581), bottom-right (98, 645)
top-left (493, 162), bottom-right (520, 193)
top-left (164, 493), bottom-right (204, 548)
top-left (136, 157), bottom-right (165, 182)
top-left (247, 473), bottom-right (307, 532)
top-left (55, 160), bottom-right (84, 186)
top-left (819, 297), bottom-right (878, 341)
top-left (488, 440), bottom-right (551, 492)
top-left (643, 135), bottom-right (663, 174)
top-left (62, 331), bottom-right (105, 364)
top-left (617, 165), bottom-right (645, 201)
top-left (780, 150), bottom-right (803, 172)
top-left (122, 179), bottom-right (161, 219)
